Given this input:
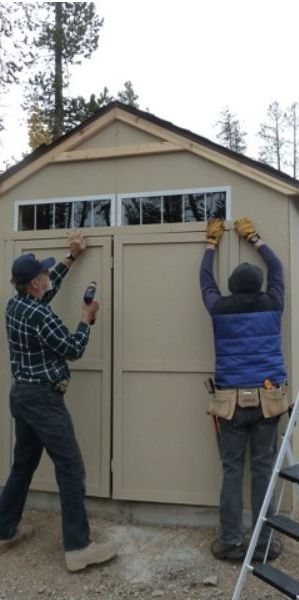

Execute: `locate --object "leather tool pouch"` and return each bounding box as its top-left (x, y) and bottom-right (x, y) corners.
top-left (208, 389), bottom-right (237, 420)
top-left (237, 388), bottom-right (260, 408)
top-left (259, 385), bottom-right (289, 418)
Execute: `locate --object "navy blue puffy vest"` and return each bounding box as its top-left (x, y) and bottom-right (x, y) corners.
top-left (212, 310), bottom-right (286, 388)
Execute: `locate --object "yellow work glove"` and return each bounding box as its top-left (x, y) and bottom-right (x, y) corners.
top-left (206, 218), bottom-right (225, 246)
top-left (234, 217), bottom-right (258, 241)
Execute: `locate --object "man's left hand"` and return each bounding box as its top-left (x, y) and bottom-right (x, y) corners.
top-left (68, 230), bottom-right (87, 259)
top-left (206, 218), bottom-right (225, 246)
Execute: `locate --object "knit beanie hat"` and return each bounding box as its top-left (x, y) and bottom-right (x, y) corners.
top-left (228, 262), bottom-right (263, 294)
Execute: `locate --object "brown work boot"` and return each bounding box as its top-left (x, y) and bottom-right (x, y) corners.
top-left (0, 525), bottom-right (34, 555)
top-left (65, 541), bottom-right (117, 572)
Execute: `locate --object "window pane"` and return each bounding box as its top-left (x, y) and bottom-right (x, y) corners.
top-left (36, 203), bottom-right (53, 230)
top-left (184, 194), bottom-right (205, 222)
top-left (206, 192), bottom-right (226, 219)
top-left (142, 197), bottom-right (162, 224)
top-left (18, 205), bottom-right (34, 230)
top-left (122, 198), bottom-right (141, 225)
top-left (55, 203), bottom-right (72, 229)
top-left (163, 195), bottom-right (182, 223)
top-left (73, 201), bottom-right (92, 227)
top-left (94, 200), bottom-right (111, 226)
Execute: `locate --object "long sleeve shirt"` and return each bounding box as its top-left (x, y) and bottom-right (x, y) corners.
top-left (6, 262), bottom-right (90, 384)
top-left (200, 244), bottom-right (284, 314)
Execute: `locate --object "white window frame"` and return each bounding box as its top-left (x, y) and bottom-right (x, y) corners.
top-left (14, 194), bottom-right (116, 231)
top-left (116, 186), bottom-right (231, 226)
top-left (15, 187), bottom-right (231, 231)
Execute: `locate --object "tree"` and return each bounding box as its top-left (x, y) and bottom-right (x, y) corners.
top-left (285, 102), bottom-right (299, 179)
top-left (117, 81), bottom-right (139, 107)
top-left (27, 81), bottom-right (140, 148)
top-left (215, 107), bottom-right (247, 153)
top-left (24, 2), bottom-right (103, 139)
top-left (258, 101), bottom-right (286, 171)
top-left (27, 87), bottom-right (113, 148)
top-left (0, 3), bottom-right (33, 92)
top-left (63, 88), bottom-right (114, 132)
top-left (0, 3), bottom-right (35, 135)
top-left (27, 103), bottom-right (53, 150)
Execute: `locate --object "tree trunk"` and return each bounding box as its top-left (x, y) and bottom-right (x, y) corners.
top-left (53, 2), bottom-right (63, 139)
top-left (275, 117), bottom-right (280, 171)
top-left (293, 106), bottom-right (297, 179)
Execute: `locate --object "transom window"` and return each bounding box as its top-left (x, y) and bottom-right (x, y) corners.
top-left (17, 196), bottom-right (113, 231)
top-left (119, 188), bottom-right (229, 225)
top-left (16, 187), bottom-right (230, 231)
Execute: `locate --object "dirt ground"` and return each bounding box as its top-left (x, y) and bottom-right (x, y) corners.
top-left (0, 509), bottom-right (298, 600)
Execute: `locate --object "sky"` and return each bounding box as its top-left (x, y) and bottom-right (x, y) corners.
top-left (1, 0), bottom-right (299, 167)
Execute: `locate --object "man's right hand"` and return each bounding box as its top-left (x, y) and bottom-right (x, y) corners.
top-left (234, 217), bottom-right (258, 241)
top-left (69, 230), bottom-right (87, 259)
top-left (81, 299), bottom-right (100, 325)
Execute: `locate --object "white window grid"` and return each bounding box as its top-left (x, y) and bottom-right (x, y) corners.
top-left (15, 187), bottom-right (231, 230)
top-left (14, 195), bottom-right (115, 231)
top-left (116, 186), bottom-right (231, 226)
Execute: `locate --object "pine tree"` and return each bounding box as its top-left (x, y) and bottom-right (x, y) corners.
top-left (215, 107), bottom-right (247, 153)
top-left (258, 101), bottom-right (286, 171)
top-left (24, 2), bottom-right (103, 139)
top-left (27, 80), bottom-right (141, 148)
top-left (285, 102), bottom-right (299, 179)
top-left (117, 81), bottom-right (139, 107)
top-left (63, 88), bottom-right (114, 132)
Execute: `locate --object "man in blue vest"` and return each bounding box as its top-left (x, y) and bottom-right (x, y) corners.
top-left (200, 217), bottom-right (288, 562)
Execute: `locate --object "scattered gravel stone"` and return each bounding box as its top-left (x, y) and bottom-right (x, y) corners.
top-left (202, 574), bottom-right (219, 586)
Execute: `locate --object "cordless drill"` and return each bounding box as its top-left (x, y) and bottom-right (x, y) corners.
top-left (83, 281), bottom-right (97, 325)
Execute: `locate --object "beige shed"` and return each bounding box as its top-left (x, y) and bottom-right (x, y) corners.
top-left (1, 101), bottom-right (299, 519)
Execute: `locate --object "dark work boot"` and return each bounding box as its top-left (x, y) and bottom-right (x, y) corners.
top-left (253, 537), bottom-right (282, 562)
top-left (211, 538), bottom-right (246, 561)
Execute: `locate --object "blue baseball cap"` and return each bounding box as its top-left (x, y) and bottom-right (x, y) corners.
top-left (12, 253), bottom-right (56, 285)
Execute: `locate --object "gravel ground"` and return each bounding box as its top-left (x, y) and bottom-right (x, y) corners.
top-left (0, 510), bottom-right (298, 600)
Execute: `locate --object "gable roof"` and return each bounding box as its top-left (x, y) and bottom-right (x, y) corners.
top-left (1, 100), bottom-right (299, 196)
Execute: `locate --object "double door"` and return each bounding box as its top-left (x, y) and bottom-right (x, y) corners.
top-left (2, 228), bottom-right (230, 505)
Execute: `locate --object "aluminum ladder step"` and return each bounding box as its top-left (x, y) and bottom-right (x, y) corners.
top-left (280, 464), bottom-right (299, 484)
top-left (253, 564), bottom-right (299, 599)
top-left (267, 514), bottom-right (299, 541)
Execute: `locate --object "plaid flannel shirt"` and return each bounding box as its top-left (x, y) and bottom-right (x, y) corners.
top-left (6, 262), bottom-right (90, 384)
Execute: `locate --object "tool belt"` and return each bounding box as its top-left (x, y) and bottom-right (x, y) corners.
top-left (13, 378), bottom-right (69, 394)
top-left (207, 385), bottom-right (289, 420)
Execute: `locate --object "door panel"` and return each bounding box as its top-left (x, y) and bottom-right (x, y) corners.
top-left (113, 232), bottom-right (229, 503)
top-left (12, 237), bottom-right (112, 496)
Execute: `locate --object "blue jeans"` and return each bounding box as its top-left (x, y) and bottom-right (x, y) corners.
top-left (218, 405), bottom-right (279, 545)
top-left (0, 383), bottom-right (90, 551)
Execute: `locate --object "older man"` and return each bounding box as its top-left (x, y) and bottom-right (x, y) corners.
top-left (0, 232), bottom-right (117, 571)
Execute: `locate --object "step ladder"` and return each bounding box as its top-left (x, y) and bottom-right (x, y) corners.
top-left (232, 390), bottom-right (299, 600)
